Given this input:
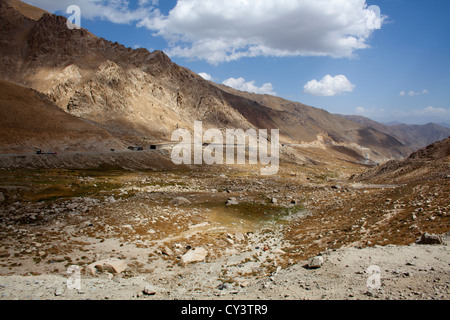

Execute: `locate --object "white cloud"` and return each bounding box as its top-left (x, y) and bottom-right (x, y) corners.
top-left (400, 89), bottom-right (429, 96)
top-left (222, 77), bottom-right (276, 95)
top-left (419, 106), bottom-right (449, 116)
top-left (198, 72), bottom-right (213, 81)
top-left (304, 75), bottom-right (355, 97)
top-left (409, 89), bottom-right (429, 96)
top-left (137, 0), bottom-right (386, 64)
top-left (24, 0), bottom-right (158, 24)
top-left (356, 106), bottom-right (371, 114)
top-left (355, 106), bottom-right (385, 116)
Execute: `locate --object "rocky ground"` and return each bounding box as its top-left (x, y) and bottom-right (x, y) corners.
top-left (0, 161), bottom-right (448, 300)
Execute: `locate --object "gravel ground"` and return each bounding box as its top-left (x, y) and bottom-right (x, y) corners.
top-left (0, 238), bottom-right (448, 300)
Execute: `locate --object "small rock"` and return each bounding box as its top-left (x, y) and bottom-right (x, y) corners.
top-left (0, 192), bottom-right (5, 202)
top-left (270, 198), bottom-right (277, 204)
top-left (86, 258), bottom-right (128, 275)
top-left (217, 283), bottom-right (227, 290)
top-left (307, 256), bottom-right (324, 269)
top-left (365, 291), bottom-right (374, 297)
top-left (403, 272), bottom-right (412, 277)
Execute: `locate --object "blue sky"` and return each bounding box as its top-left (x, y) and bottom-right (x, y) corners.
top-left (26, 0), bottom-right (450, 125)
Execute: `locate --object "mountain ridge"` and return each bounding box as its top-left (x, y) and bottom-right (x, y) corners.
top-left (0, 0), bottom-right (413, 164)
top-left (338, 114), bottom-right (450, 151)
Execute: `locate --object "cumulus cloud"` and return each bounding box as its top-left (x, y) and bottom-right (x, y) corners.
top-left (304, 75), bottom-right (355, 97)
top-left (24, 0), bottom-right (158, 24)
top-left (198, 72), bottom-right (213, 81)
top-left (137, 0), bottom-right (386, 64)
top-left (222, 77), bottom-right (276, 95)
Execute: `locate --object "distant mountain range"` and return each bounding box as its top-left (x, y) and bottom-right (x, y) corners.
top-left (437, 122), bottom-right (450, 129)
top-left (338, 115), bottom-right (450, 151)
top-left (0, 0), bottom-right (441, 166)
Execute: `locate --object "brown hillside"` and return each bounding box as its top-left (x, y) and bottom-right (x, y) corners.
top-left (2, 0), bottom-right (47, 20)
top-left (355, 137), bottom-right (450, 184)
top-left (408, 137), bottom-right (450, 161)
top-left (219, 84), bottom-right (410, 161)
top-left (0, 78), bottom-right (124, 153)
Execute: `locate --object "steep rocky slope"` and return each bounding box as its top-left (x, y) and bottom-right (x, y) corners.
top-left (356, 137), bottom-right (450, 184)
top-left (0, 0), bottom-right (254, 147)
top-left (218, 84), bottom-right (410, 161)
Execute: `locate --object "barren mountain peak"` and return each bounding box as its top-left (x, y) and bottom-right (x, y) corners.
top-left (1, 0), bottom-right (47, 20)
top-left (0, 0), bottom-right (419, 163)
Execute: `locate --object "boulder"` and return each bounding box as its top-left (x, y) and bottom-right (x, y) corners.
top-left (226, 197), bottom-right (239, 205)
top-left (54, 286), bottom-right (64, 296)
top-left (307, 256), bottom-right (324, 269)
top-left (169, 197), bottom-right (191, 206)
top-left (181, 247), bottom-right (208, 265)
top-left (143, 285), bottom-right (157, 296)
top-left (86, 258), bottom-right (128, 275)
top-left (160, 245), bottom-right (174, 257)
top-left (416, 233), bottom-right (443, 245)
top-left (234, 232), bottom-right (245, 242)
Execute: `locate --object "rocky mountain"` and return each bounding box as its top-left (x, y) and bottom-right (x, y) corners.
top-left (0, 0), bottom-right (412, 164)
top-left (355, 137), bottom-right (450, 184)
top-left (407, 136), bottom-right (450, 161)
top-left (339, 115), bottom-right (450, 151)
top-left (217, 84), bottom-right (410, 161)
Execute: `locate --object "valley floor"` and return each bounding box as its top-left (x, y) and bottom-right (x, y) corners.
top-left (0, 161), bottom-right (448, 300)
